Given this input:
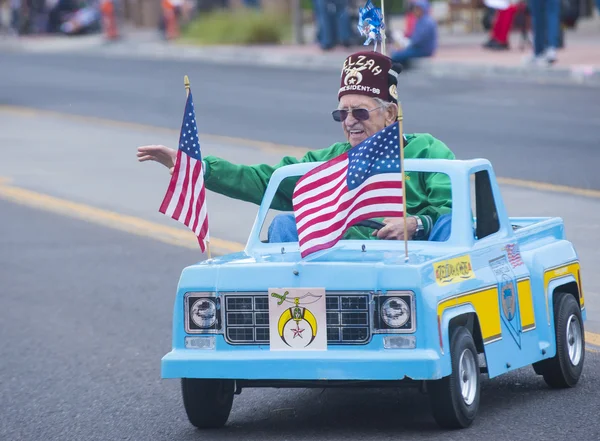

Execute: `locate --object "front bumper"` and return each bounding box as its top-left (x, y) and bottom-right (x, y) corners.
top-left (161, 347), bottom-right (444, 381)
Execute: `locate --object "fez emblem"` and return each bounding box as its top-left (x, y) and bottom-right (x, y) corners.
top-left (389, 84), bottom-right (398, 100)
top-left (344, 68), bottom-right (363, 86)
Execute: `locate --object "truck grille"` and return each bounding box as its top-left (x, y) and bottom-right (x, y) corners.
top-left (223, 292), bottom-right (371, 345)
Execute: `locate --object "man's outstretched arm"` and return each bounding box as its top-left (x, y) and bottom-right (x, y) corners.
top-left (137, 142), bottom-right (352, 211)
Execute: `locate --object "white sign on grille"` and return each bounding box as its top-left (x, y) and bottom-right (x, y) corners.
top-left (267, 287), bottom-right (327, 351)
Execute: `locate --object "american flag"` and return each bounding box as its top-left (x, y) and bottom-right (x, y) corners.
top-left (505, 243), bottom-right (523, 267)
top-left (159, 90), bottom-right (209, 252)
top-left (293, 121), bottom-right (404, 258)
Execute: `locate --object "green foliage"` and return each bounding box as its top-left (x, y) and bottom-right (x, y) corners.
top-left (181, 8), bottom-right (292, 45)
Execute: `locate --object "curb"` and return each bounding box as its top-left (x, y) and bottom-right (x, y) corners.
top-left (101, 43), bottom-right (600, 86)
top-left (97, 43), bottom-right (352, 70)
top-left (418, 61), bottom-right (600, 87)
top-left (2, 35), bottom-right (600, 86)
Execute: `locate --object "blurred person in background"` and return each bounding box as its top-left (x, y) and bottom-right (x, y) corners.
top-left (482, 0), bottom-right (527, 50)
top-left (57, 0), bottom-right (101, 35)
top-left (390, 0), bottom-right (437, 68)
top-left (0, 0), bottom-right (19, 34)
top-left (391, 0), bottom-right (417, 43)
top-left (15, 0), bottom-right (47, 33)
top-left (313, 0), bottom-right (352, 50)
top-left (526, 0), bottom-right (560, 65)
top-left (159, 0), bottom-right (195, 38)
top-left (403, 1), bottom-right (417, 38)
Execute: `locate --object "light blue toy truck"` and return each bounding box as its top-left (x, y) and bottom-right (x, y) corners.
top-left (161, 158), bottom-right (586, 429)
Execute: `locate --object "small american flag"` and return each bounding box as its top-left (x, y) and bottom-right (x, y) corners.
top-left (505, 243), bottom-right (523, 267)
top-left (159, 90), bottom-right (209, 252)
top-left (293, 121), bottom-right (404, 258)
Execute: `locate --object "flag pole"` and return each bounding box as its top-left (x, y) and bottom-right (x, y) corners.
top-left (184, 75), bottom-right (211, 259)
top-left (381, 0), bottom-right (386, 56)
top-left (398, 102), bottom-right (408, 262)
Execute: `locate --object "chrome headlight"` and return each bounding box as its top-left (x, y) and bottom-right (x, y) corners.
top-left (185, 293), bottom-right (220, 333)
top-left (374, 291), bottom-right (415, 333)
top-left (381, 297), bottom-right (410, 328)
top-left (190, 298), bottom-right (217, 328)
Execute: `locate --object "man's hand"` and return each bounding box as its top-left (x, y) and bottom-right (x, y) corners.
top-left (372, 217), bottom-right (418, 240)
top-left (137, 145), bottom-right (177, 175)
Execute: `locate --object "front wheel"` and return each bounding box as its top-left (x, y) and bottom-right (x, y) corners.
top-left (428, 326), bottom-right (481, 429)
top-left (181, 379), bottom-right (235, 428)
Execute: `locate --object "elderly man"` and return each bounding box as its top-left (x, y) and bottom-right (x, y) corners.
top-left (137, 50), bottom-right (454, 243)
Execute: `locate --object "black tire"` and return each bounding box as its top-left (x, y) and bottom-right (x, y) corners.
top-left (428, 326), bottom-right (481, 429)
top-left (181, 379), bottom-right (235, 428)
top-left (537, 292), bottom-right (585, 388)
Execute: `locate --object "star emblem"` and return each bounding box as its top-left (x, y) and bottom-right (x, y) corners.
top-left (291, 325), bottom-right (304, 339)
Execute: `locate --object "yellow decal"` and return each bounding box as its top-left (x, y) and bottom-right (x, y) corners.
top-left (517, 278), bottom-right (536, 332)
top-left (543, 261), bottom-right (583, 324)
top-left (553, 267), bottom-right (568, 277)
top-left (434, 255), bottom-right (475, 286)
top-left (437, 287), bottom-right (502, 344)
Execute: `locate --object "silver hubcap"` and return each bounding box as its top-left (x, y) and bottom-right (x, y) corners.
top-left (566, 314), bottom-right (583, 366)
top-left (459, 349), bottom-right (478, 406)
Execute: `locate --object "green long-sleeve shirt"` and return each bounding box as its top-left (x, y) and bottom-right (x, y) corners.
top-left (203, 133), bottom-right (454, 240)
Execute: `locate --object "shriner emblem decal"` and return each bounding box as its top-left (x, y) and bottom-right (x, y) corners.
top-left (268, 288), bottom-right (328, 351)
top-left (344, 68), bottom-right (363, 86)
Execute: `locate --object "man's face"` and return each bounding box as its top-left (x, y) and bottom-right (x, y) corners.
top-left (338, 94), bottom-right (395, 147)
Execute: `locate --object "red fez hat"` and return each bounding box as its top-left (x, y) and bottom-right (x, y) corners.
top-left (338, 51), bottom-right (402, 104)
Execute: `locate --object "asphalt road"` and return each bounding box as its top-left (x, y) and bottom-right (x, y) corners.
top-left (2, 200), bottom-right (600, 441)
top-left (1, 52), bottom-right (599, 440)
top-left (1, 52), bottom-right (599, 190)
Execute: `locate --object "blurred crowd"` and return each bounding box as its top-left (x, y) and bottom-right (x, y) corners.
top-left (310, 0), bottom-right (600, 67)
top-left (1, 0), bottom-right (597, 69)
top-left (480, 0), bottom-right (597, 66)
top-left (0, 0), bottom-right (102, 35)
top-left (0, 0), bottom-right (261, 37)
top-left (309, 0), bottom-right (438, 69)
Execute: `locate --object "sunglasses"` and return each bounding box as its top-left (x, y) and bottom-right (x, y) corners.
top-left (332, 105), bottom-right (383, 122)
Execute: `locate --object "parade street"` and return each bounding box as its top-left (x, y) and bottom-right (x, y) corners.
top-left (1, 52), bottom-right (600, 190)
top-left (1, 52), bottom-right (600, 440)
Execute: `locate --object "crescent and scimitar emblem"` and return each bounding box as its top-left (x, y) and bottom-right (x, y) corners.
top-left (277, 307), bottom-right (318, 347)
top-left (275, 296), bottom-right (319, 347)
top-left (344, 69), bottom-right (363, 86)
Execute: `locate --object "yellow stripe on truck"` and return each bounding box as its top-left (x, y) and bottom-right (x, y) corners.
top-left (517, 278), bottom-right (536, 332)
top-left (437, 287), bottom-right (502, 344)
top-left (543, 261), bottom-right (582, 324)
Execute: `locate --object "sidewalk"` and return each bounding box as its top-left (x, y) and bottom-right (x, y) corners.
top-left (421, 14), bottom-right (600, 84)
top-left (1, 13), bottom-right (600, 86)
